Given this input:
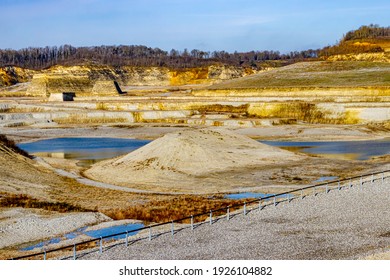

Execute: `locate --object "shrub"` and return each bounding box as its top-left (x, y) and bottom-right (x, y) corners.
top-left (0, 194), bottom-right (93, 213)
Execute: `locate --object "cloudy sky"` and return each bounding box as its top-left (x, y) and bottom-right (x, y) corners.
top-left (0, 0), bottom-right (389, 53)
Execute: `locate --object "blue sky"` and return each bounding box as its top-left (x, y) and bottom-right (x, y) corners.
top-left (0, 0), bottom-right (389, 53)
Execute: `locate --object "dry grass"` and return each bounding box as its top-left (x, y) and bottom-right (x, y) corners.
top-left (210, 61), bottom-right (390, 89)
top-left (0, 107), bottom-right (45, 113)
top-left (248, 102), bottom-right (359, 124)
top-left (53, 115), bottom-right (128, 124)
top-left (0, 193), bottom-right (93, 213)
top-left (193, 104), bottom-right (249, 114)
top-left (96, 102), bottom-right (110, 110)
top-left (0, 134), bottom-right (31, 158)
top-left (105, 195), bottom-right (248, 224)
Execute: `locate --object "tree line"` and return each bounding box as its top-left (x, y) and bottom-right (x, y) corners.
top-left (1, 25), bottom-right (388, 69)
top-left (0, 44), bottom-right (317, 70)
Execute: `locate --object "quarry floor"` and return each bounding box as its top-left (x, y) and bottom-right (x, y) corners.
top-left (77, 179), bottom-right (390, 260)
top-left (1, 120), bottom-right (390, 260)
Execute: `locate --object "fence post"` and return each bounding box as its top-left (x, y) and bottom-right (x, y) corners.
top-left (99, 237), bottom-right (102, 254)
top-left (209, 210), bottom-right (212, 225)
top-left (191, 215), bottom-right (194, 230)
top-left (43, 249), bottom-right (46, 260)
top-left (259, 199), bottom-right (262, 210)
top-left (349, 179), bottom-right (352, 189)
top-left (227, 206), bottom-right (230, 220)
top-left (313, 186), bottom-right (316, 196)
top-left (244, 202), bottom-right (247, 215)
top-left (326, 184), bottom-right (329, 194)
top-left (148, 226), bottom-right (152, 241)
top-left (171, 221), bottom-right (174, 237)
top-left (371, 173), bottom-right (374, 183)
top-left (382, 172), bottom-right (384, 183)
top-left (360, 176), bottom-right (363, 189)
top-left (288, 194), bottom-right (291, 203)
top-left (273, 196), bottom-right (276, 206)
top-left (301, 189), bottom-right (303, 199)
top-left (125, 231), bottom-right (128, 247)
top-left (73, 243), bottom-right (76, 260)
top-left (338, 181), bottom-right (341, 191)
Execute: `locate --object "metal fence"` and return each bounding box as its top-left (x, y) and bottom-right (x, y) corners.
top-left (10, 169), bottom-right (390, 260)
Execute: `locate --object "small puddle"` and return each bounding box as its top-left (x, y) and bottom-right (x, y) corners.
top-left (20, 223), bottom-right (144, 251)
top-left (260, 139), bottom-right (390, 161)
top-left (225, 192), bottom-right (292, 200)
top-left (313, 176), bottom-right (339, 183)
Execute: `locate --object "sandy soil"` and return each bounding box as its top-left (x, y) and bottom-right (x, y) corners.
top-left (0, 207), bottom-right (111, 258)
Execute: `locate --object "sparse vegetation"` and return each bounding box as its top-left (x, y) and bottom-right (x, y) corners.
top-left (247, 102), bottom-right (359, 124)
top-left (195, 104), bottom-right (249, 114)
top-left (105, 195), bottom-right (249, 224)
top-left (53, 115), bottom-right (129, 124)
top-left (0, 194), bottom-right (93, 213)
top-left (0, 107), bottom-right (45, 113)
top-left (209, 61), bottom-right (390, 89)
top-left (96, 102), bottom-right (110, 110)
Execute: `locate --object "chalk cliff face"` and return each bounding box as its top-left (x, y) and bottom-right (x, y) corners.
top-left (0, 64), bottom-right (256, 96)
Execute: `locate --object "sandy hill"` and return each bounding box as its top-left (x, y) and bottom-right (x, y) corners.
top-left (0, 138), bottom-right (66, 201)
top-left (85, 128), bottom-right (305, 193)
top-left (208, 61), bottom-right (390, 89)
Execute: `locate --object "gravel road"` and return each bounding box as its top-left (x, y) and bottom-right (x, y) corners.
top-left (78, 178), bottom-right (390, 260)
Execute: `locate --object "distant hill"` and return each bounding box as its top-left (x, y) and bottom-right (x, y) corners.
top-left (209, 61), bottom-right (390, 89)
top-left (319, 24), bottom-right (390, 57)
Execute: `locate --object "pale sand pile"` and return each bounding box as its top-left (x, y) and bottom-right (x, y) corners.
top-left (85, 128), bottom-right (305, 193)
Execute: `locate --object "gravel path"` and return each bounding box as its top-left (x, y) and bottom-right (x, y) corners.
top-left (78, 178), bottom-right (390, 260)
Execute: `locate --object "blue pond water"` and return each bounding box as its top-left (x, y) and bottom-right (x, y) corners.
top-left (18, 137), bottom-right (150, 166)
top-left (225, 192), bottom-right (292, 200)
top-left (313, 176), bottom-right (339, 183)
top-left (260, 139), bottom-right (390, 161)
top-left (21, 223), bottom-right (144, 251)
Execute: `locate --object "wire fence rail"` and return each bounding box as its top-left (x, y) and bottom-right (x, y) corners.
top-left (10, 169), bottom-right (390, 260)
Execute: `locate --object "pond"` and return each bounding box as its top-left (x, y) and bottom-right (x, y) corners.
top-left (225, 192), bottom-right (293, 200)
top-left (21, 223), bottom-right (144, 251)
top-left (18, 137), bottom-right (150, 167)
top-left (260, 138), bottom-right (390, 161)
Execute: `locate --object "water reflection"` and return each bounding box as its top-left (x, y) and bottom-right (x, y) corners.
top-left (21, 223), bottom-right (144, 251)
top-left (225, 192), bottom-right (292, 200)
top-left (18, 137), bottom-right (150, 167)
top-left (260, 139), bottom-right (390, 160)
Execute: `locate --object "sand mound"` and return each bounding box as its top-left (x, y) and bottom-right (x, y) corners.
top-left (85, 128), bottom-right (305, 193)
